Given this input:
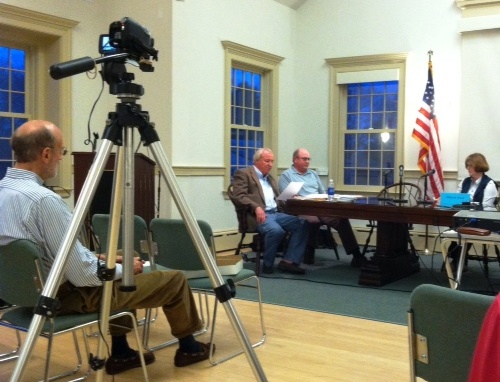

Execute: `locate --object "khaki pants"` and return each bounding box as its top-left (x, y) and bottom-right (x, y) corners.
top-left (57, 270), bottom-right (202, 337)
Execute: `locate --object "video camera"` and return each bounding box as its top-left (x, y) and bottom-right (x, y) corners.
top-left (50, 17), bottom-right (159, 80)
top-left (99, 17), bottom-right (158, 72)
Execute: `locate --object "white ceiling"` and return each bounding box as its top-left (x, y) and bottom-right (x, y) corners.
top-left (273, 0), bottom-right (307, 10)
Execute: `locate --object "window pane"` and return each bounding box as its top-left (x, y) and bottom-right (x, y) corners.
top-left (10, 49), bottom-right (25, 70)
top-left (0, 139), bottom-right (11, 159)
top-left (0, 91), bottom-right (8, 111)
top-left (0, 47), bottom-right (8, 67)
top-left (11, 70), bottom-right (24, 92)
top-left (11, 93), bottom-right (25, 113)
top-left (0, 69), bottom-right (7, 90)
top-left (341, 80), bottom-right (400, 187)
top-left (0, 116), bottom-right (10, 137)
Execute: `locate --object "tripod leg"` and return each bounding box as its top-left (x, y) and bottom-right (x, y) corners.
top-left (148, 141), bottom-right (267, 381)
top-left (10, 139), bottom-right (115, 382)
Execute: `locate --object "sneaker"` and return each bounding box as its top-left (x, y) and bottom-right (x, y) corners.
top-left (277, 260), bottom-right (305, 275)
top-left (174, 342), bottom-right (214, 367)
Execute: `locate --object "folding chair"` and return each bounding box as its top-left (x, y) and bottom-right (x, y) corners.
top-left (150, 218), bottom-right (266, 365)
top-left (91, 213), bottom-right (169, 351)
top-left (0, 239), bottom-right (148, 381)
top-left (227, 184), bottom-right (264, 275)
top-left (408, 284), bottom-right (493, 382)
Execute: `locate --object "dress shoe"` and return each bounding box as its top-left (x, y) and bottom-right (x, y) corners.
top-left (262, 265), bottom-right (274, 274)
top-left (105, 350), bottom-right (156, 375)
top-left (174, 342), bottom-right (214, 367)
top-left (277, 260), bottom-right (305, 275)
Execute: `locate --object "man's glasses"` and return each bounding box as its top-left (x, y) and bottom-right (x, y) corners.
top-left (297, 157), bottom-right (311, 161)
top-left (49, 146), bottom-right (68, 156)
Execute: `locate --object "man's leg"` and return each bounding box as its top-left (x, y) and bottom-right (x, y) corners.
top-left (275, 213), bottom-right (309, 266)
top-left (57, 270), bottom-right (210, 373)
top-left (257, 213), bottom-right (287, 270)
top-left (320, 216), bottom-right (367, 267)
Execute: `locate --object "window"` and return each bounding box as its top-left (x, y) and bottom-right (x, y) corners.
top-left (230, 67), bottom-right (264, 178)
top-left (0, 4), bottom-right (77, 193)
top-left (326, 54), bottom-right (407, 193)
top-left (222, 41), bottom-right (284, 185)
top-left (0, 46), bottom-right (29, 178)
top-left (344, 81), bottom-right (398, 187)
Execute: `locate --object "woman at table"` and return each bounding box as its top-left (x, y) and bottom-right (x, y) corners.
top-left (446, 153), bottom-right (498, 273)
top-left (457, 153), bottom-right (497, 211)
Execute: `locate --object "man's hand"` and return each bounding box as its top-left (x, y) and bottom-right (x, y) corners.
top-left (133, 257), bottom-right (145, 274)
top-left (255, 206), bottom-right (267, 224)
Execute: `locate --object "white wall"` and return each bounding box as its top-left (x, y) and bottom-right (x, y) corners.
top-left (293, 0), bottom-right (462, 179)
top-left (2, 0), bottom-right (483, 233)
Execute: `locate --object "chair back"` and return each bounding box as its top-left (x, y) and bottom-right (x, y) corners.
top-left (227, 184), bottom-right (256, 233)
top-left (378, 182), bottom-right (422, 207)
top-left (149, 218), bottom-right (213, 271)
top-left (0, 239), bottom-right (44, 307)
top-left (408, 284), bottom-right (494, 382)
top-left (91, 214), bottom-right (151, 259)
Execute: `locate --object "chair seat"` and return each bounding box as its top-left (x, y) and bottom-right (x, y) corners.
top-left (186, 269), bottom-right (257, 290)
top-left (1, 307), bottom-right (131, 334)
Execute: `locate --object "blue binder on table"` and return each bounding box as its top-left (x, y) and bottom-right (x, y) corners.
top-left (439, 192), bottom-right (471, 208)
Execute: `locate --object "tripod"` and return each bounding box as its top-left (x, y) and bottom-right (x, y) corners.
top-left (9, 82), bottom-right (267, 381)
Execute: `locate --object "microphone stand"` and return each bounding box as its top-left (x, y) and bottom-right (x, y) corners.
top-left (418, 173), bottom-right (434, 207)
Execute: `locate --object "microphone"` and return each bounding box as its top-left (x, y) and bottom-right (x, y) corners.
top-left (49, 56), bottom-right (95, 80)
top-left (49, 53), bottom-right (129, 80)
top-left (399, 165), bottom-right (404, 178)
top-left (423, 169), bottom-right (436, 177)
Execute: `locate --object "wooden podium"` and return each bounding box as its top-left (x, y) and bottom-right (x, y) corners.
top-left (72, 152), bottom-right (156, 227)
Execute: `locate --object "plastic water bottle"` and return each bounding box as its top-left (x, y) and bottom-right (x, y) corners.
top-left (327, 179), bottom-right (335, 202)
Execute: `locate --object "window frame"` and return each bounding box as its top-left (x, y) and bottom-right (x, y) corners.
top-left (222, 41), bottom-right (284, 185)
top-left (0, 4), bottom-right (77, 194)
top-left (326, 53), bottom-right (408, 193)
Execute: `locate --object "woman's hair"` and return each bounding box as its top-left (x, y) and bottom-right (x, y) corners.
top-left (11, 124), bottom-right (55, 163)
top-left (465, 153), bottom-right (489, 173)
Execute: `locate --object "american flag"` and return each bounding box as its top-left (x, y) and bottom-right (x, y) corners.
top-left (412, 61), bottom-right (444, 201)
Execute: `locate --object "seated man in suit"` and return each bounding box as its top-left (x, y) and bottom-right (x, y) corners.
top-left (231, 148), bottom-right (309, 274)
top-left (279, 148), bottom-right (367, 267)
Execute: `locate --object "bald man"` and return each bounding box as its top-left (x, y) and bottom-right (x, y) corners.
top-left (0, 120), bottom-right (213, 375)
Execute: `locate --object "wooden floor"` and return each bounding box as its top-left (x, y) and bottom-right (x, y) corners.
top-left (0, 297), bottom-right (410, 381)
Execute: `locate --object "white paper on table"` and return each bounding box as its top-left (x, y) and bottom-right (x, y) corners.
top-left (277, 181), bottom-right (304, 201)
top-left (303, 193), bottom-right (328, 200)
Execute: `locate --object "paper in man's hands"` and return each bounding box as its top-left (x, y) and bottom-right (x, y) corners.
top-left (277, 182), bottom-right (304, 201)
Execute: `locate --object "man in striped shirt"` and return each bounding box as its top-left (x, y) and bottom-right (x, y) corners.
top-left (0, 120), bottom-right (213, 375)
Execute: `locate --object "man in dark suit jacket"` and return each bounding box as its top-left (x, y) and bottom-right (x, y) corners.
top-left (231, 148), bottom-right (309, 274)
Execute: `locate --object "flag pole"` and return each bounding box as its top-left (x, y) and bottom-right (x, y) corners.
top-left (424, 49), bottom-right (433, 255)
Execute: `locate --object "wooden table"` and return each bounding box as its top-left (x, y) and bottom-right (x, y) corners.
top-left (285, 198), bottom-right (455, 286)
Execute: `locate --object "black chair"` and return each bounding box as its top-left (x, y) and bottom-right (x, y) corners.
top-left (227, 184), bottom-right (264, 275)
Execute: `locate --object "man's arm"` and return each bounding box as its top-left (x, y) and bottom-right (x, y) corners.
top-left (232, 169), bottom-right (261, 213)
top-left (278, 170), bottom-right (292, 193)
top-left (39, 195), bottom-right (122, 287)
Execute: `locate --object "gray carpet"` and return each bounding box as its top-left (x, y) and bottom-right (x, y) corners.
top-left (235, 246), bottom-right (500, 325)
